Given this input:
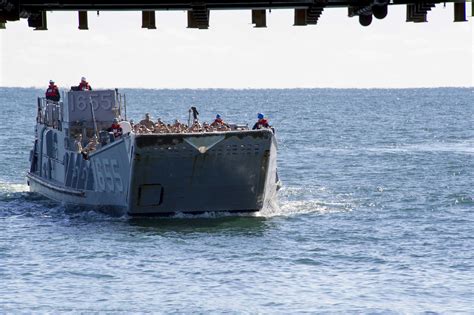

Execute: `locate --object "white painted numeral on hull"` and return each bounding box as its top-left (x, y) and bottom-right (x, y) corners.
top-left (93, 158), bottom-right (123, 193)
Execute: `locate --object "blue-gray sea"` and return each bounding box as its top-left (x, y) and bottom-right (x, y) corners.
top-left (0, 87), bottom-right (473, 313)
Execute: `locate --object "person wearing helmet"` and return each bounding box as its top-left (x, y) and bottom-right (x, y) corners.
top-left (210, 114), bottom-right (229, 128)
top-left (45, 80), bottom-right (60, 102)
top-left (78, 77), bottom-right (92, 91)
top-left (252, 113), bottom-right (270, 130)
top-left (107, 118), bottom-right (123, 138)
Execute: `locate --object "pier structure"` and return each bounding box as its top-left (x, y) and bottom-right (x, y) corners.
top-left (0, 1), bottom-right (470, 30)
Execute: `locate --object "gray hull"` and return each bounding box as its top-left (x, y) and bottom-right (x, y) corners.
top-left (28, 130), bottom-right (278, 216)
top-left (129, 130), bottom-right (277, 215)
top-left (28, 90), bottom-right (278, 216)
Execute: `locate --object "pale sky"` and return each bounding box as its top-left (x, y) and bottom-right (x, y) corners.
top-left (0, 4), bottom-right (472, 88)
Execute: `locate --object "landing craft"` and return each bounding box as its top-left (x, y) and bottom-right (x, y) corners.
top-left (26, 89), bottom-right (279, 216)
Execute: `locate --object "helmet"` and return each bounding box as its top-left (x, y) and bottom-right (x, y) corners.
top-left (216, 114), bottom-right (221, 119)
top-left (81, 77), bottom-right (86, 82)
top-left (257, 113), bottom-right (264, 119)
top-left (49, 80), bottom-right (54, 84)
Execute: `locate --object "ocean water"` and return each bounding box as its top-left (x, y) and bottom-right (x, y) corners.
top-left (0, 87), bottom-right (472, 313)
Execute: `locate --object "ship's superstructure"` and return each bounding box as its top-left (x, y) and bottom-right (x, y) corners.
top-left (27, 89), bottom-right (278, 215)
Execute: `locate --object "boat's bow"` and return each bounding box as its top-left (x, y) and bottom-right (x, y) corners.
top-left (127, 129), bottom-right (277, 215)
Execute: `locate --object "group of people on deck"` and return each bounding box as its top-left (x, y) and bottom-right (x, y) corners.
top-left (128, 111), bottom-right (271, 135)
top-left (130, 113), bottom-right (231, 134)
top-left (73, 111), bottom-right (271, 158)
top-left (45, 78), bottom-right (271, 133)
top-left (49, 78), bottom-right (272, 156)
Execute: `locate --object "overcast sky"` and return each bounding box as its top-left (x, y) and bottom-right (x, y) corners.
top-left (0, 4), bottom-right (472, 88)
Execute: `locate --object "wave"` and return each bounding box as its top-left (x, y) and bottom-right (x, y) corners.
top-left (258, 185), bottom-right (354, 218)
top-left (0, 182), bottom-right (29, 194)
top-left (0, 181), bottom-right (112, 221)
top-left (365, 140), bottom-right (474, 154)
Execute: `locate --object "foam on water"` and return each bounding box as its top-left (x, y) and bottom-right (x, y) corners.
top-left (257, 185), bottom-right (353, 218)
top-left (0, 182), bottom-right (29, 194)
top-left (0, 180), bottom-right (347, 221)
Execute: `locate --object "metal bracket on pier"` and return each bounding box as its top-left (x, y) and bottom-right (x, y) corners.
top-left (0, 16), bottom-right (6, 29)
top-left (28, 11), bottom-right (47, 30)
top-left (294, 9), bottom-right (307, 25)
top-left (406, 2), bottom-right (436, 23)
top-left (188, 4), bottom-right (209, 29)
top-left (252, 9), bottom-right (266, 28)
top-left (78, 11), bottom-right (88, 30)
top-left (453, 1), bottom-right (467, 22)
top-left (294, 2), bottom-right (326, 26)
top-left (142, 10), bottom-right (157, 29)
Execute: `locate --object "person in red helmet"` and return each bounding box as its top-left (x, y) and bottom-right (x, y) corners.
top-left (78, 77), bottom-right (92, 91)
top-left (45, 80), bottom-right (60, 102)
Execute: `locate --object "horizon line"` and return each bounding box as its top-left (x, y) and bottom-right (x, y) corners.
top-left (1, 85), bottom-right (473, 90)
